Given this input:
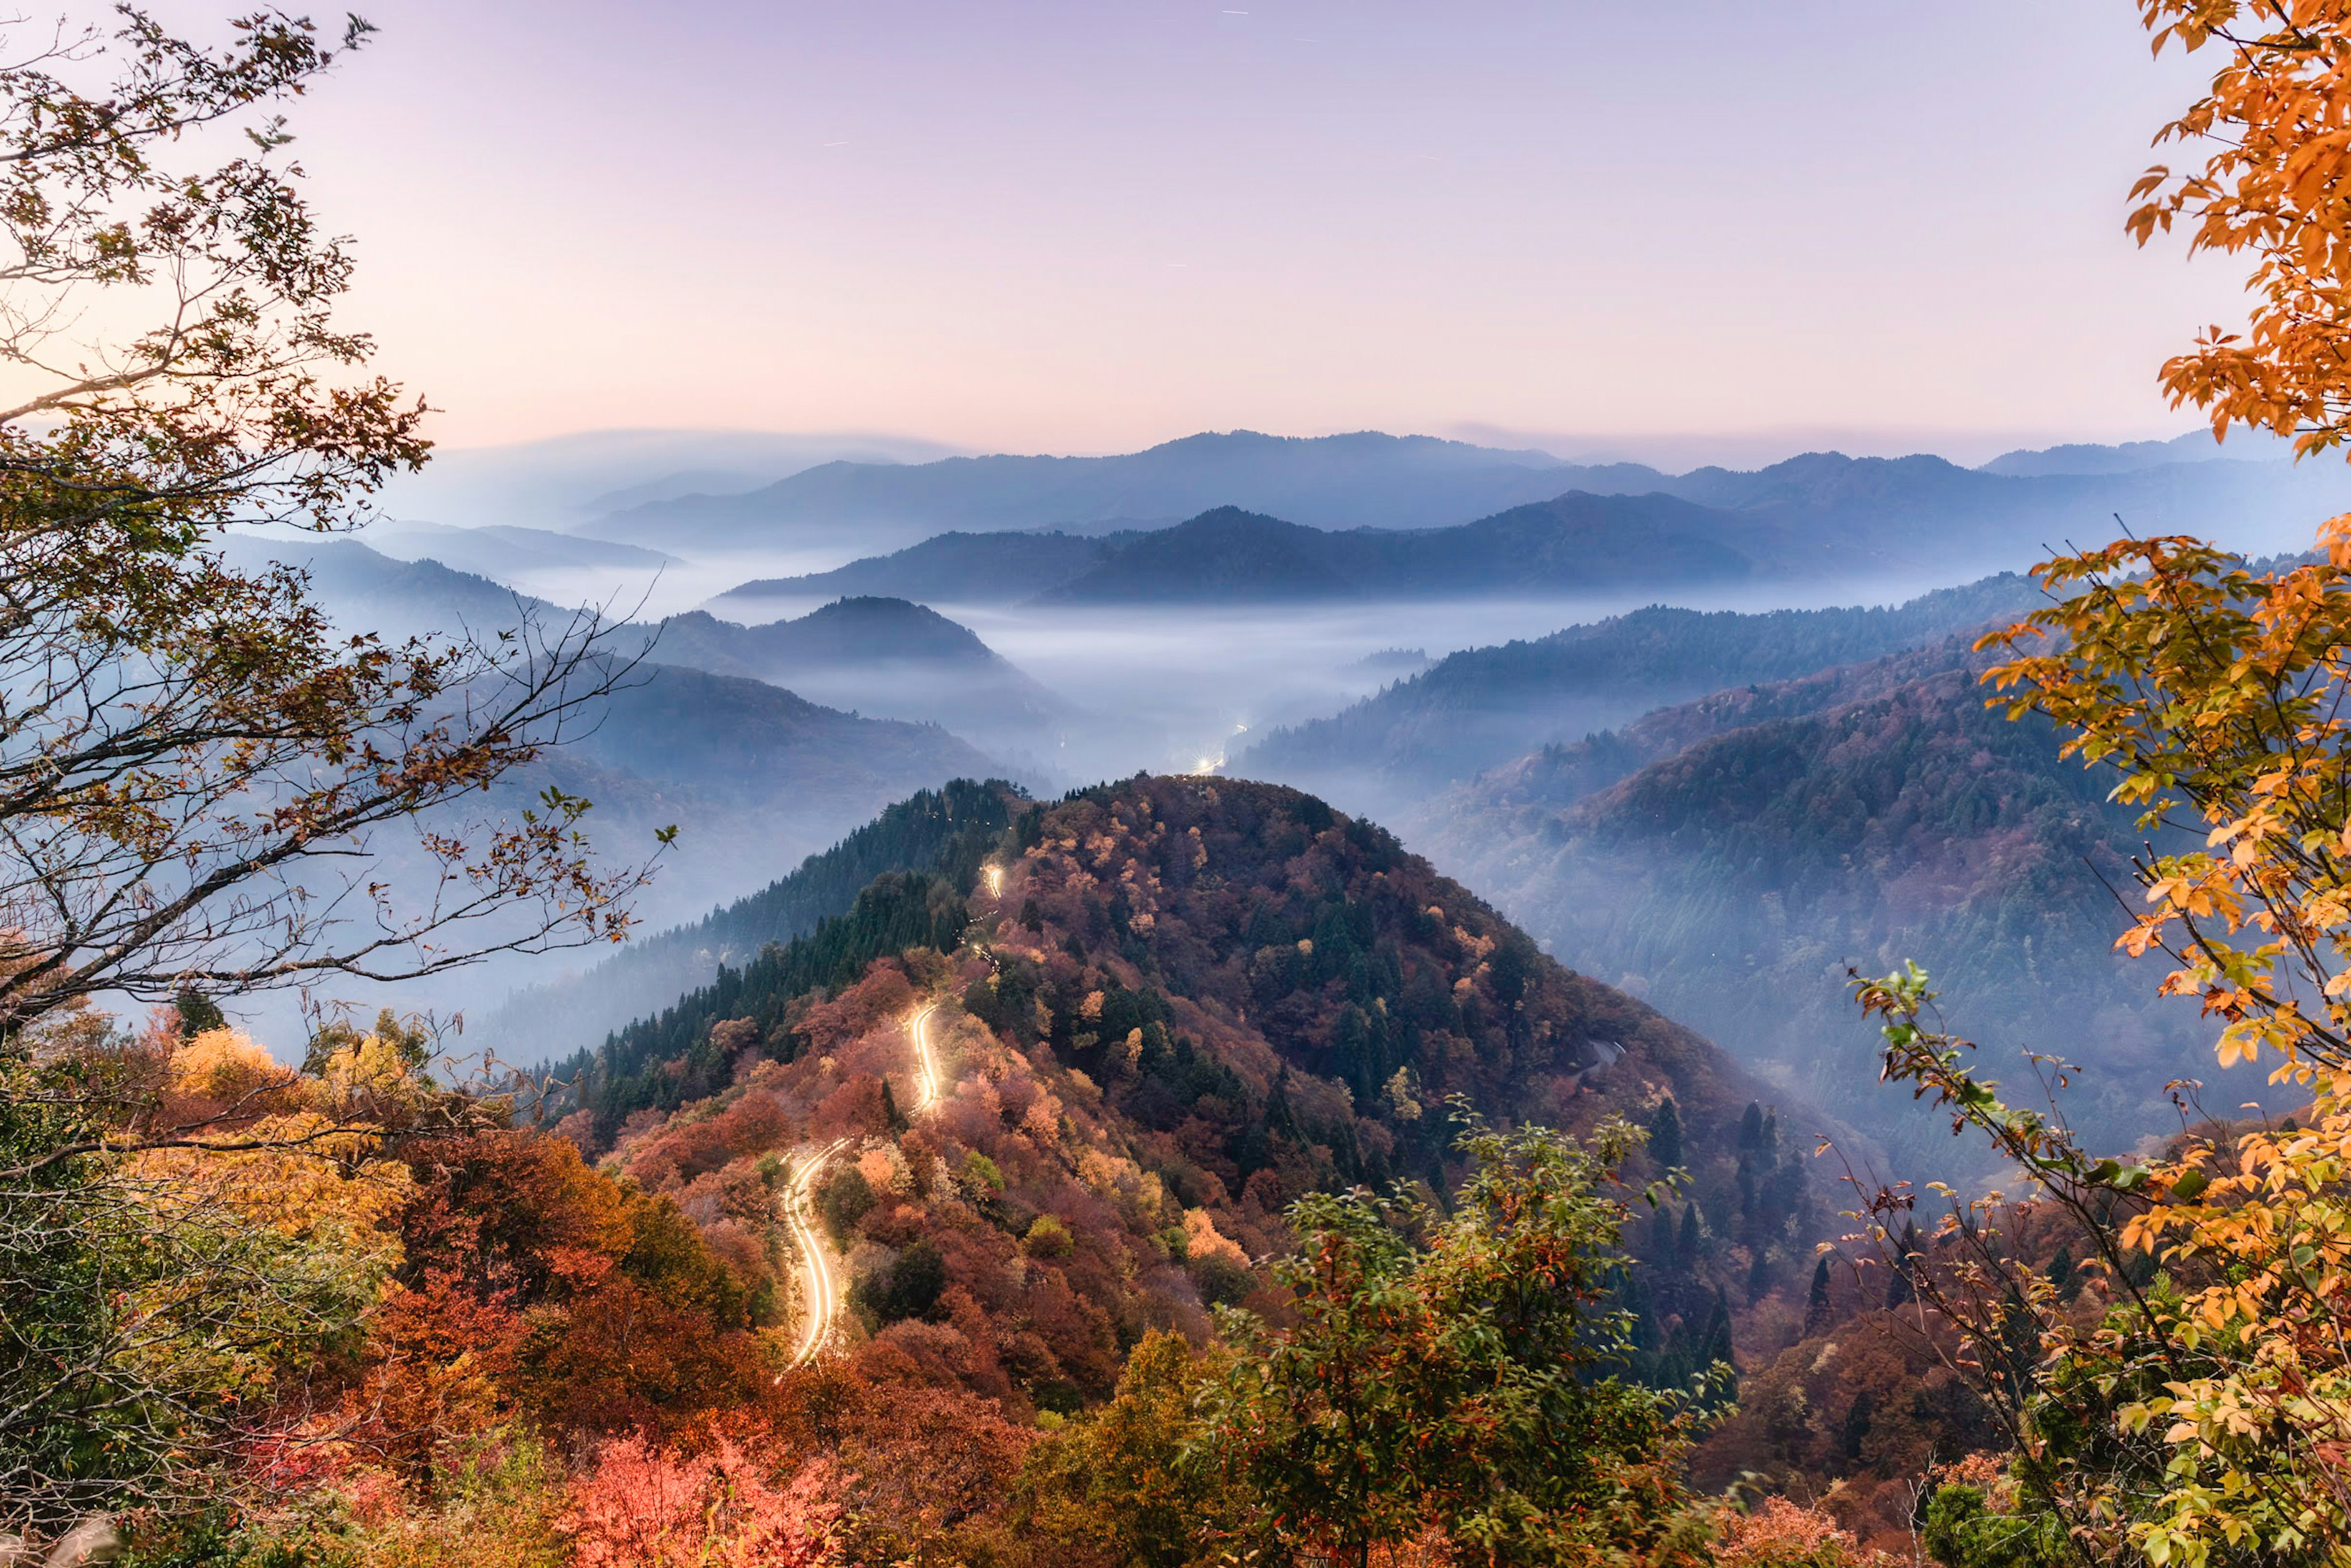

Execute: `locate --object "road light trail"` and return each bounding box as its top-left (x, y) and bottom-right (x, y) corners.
top-left (779, 1001), bottom-right (945, 1373)
top-left (908, 1000), bottom-right (941, 1114)
top-left (780, 1135), bottom-right (852, 1373)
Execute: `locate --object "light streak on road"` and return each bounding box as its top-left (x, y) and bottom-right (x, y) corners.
top-left (779, 1135), bottom-right (852, 1373)
top-left (778, 1000), bottom-right (945, 1373)
top-left (983, 863), bottom-right (1005, 898)
top-left (908, 1000), bottom-right (942, 1113)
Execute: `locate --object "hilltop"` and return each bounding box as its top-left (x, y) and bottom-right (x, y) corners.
top-left (541, 776), bottom-right (1845, 1463)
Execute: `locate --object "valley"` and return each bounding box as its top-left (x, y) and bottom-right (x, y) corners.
top-left (267, 430), bottom-right (2261, 1191)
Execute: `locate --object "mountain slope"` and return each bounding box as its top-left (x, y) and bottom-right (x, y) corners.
top-left (479, 779), bottom-right (1024, 1064)
top-left (644, 597), bottom-right (1072, 764)
top-left (1412, 642), bottom-right (2218, 1180)
top-left (710, 533), bottom-right (1122, 619)
top-left (1236, 571), bottom-right (2048, 817)
top-left (542, 776), bottom-right (1847, 1436)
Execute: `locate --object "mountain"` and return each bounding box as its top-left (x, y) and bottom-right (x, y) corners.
top-left (708, 531), bottom-right (1119, 620)
top-left (1235, 571), bottom-right (2049, 818)
top-left (582, 430), bottom-right (1630, 555)
top-left (538, 776), bottom-right (1846, 1436)
top-left (372, 427), bottom-right (962, 532)
top-left (364, 520), bottom-right (678, 582)
top-left (219, 538), bottom-right (1010, 936)
top-left (591, 431), bottom-right (2351, 577)
top-left (228, 537), bottom-right (1066, 769)
top-left (1978, 427), bottom-right (2297, 477)
top-left (1409, 635), bottom-right (2219, 1181)
top-left (478, 780), bottom-right (1024, 1064)
top-left (708, 496), bottom-right (1773, 610)
top-left (502, 660), bottom-right (1002, 934)
top-left (642, 598), bottom-right (1073, 767)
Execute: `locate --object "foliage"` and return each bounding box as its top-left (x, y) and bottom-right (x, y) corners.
top-left (0, 7), bottom-right (653, 1032)
top-left (0, 1012), bottom-right (435, 1531)
top-left (1198, 1117), bottom-right (1705, 1567)
top-left (1712, 1498), bottom-right (1880, 1568)
top-left (558, 1435), bottom-right (836, 1568)
top-left (2129, 1), bottom-right (2351, 457)
top-left (1017, 1331), bottom-right (1242, 1568)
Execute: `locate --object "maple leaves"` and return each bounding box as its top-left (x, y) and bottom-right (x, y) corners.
top-left (2134, 3), bottom-right (2351, 456)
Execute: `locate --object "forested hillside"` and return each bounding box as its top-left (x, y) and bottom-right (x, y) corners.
top-left (481, 779), bottom-right (1026, 1062)
top-left (1240, 571), bottom-right (2045, 814)
top-left (1419, 640), bottom-right (2210, 1178)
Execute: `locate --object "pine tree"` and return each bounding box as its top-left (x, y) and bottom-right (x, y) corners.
top-left (2046, 1245), bottom-right (2079, 1304)
top-left (882, 1077), bottom-right (910, 1133)
top-left (1805, 1255), bottom-right (1832, 1334)
top-left (1677, 1204), bottom-right (1701, 1264)
top-left (1746, 1248), bottom-right (1774, 1304)
top-left (1646, 1097), bottom-right (1683, 1168)
top-left (172, 990), bottom-right (225, 1040)
top-left (1737, 1101), bottom-right (1765, 1153)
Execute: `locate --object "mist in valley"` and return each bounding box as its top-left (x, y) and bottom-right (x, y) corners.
top-left (257, 433), bottom-right (2270, 1188)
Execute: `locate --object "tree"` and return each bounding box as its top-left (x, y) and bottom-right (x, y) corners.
top-left (1197, 1116), bottom-right (1705, 1568)
top-left (0, 1008), bottom-right (449, 1529)
top-left (1018, 1332), bottom-right (1242, 1568)
top-left (0, 7), bottom-right (660, 1035)
top-left (1648, 1095), bottom-right (1684, 1169)
top-left (2128, 2), bottom-right (2351, 459)
top-left (0, 6), bottom-right (661, 1533)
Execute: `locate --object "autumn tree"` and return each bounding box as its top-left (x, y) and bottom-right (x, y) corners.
top-left (0, 6), bottom-right (660, 1033)
top-left (0, 5), bottom-right (662, 1534)
top-left (2130, 2), bottom-right (2351, 457)
top-left (1197, 1117), bottom-right (1706, 1568)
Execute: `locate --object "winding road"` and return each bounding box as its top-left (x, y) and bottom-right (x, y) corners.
top-left (779, 1002), bottom-right (943, 1372)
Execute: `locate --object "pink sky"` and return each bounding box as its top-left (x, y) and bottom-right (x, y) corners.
top-left (157, 0), bottom-right (2244, 457)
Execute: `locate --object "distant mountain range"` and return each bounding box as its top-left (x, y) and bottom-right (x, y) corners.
top-left (579, 430), bottom-right (1589, 553)
top-left (228, 538), bottom-right (1066, 764)
top-left (697, 446), bottom-right (2351, 613)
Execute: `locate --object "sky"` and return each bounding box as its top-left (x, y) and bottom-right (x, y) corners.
top-left (122, 1), bottom-right (2241, 462)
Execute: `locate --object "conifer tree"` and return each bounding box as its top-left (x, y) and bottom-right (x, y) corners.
top-left (1646, 1096), bottom-right (1683, 1168)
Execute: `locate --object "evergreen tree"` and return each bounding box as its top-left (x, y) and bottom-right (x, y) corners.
top-left (2045, 1244), bottom-right (2079, 1304)
top-left (1646, 1096), bottom-right (1683, 1168)
top-left (171, 990), bottom-right (225, 1040)
top-left (1746, 1247), bottom-right (1774, 1304)
top-left (1805, 1255), bottom-right (1833, 1334)
top-left (1738, 1101), bottom-right (1766, 1152)
top-left (1677, 1203), bottom-right (1701, 1264)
